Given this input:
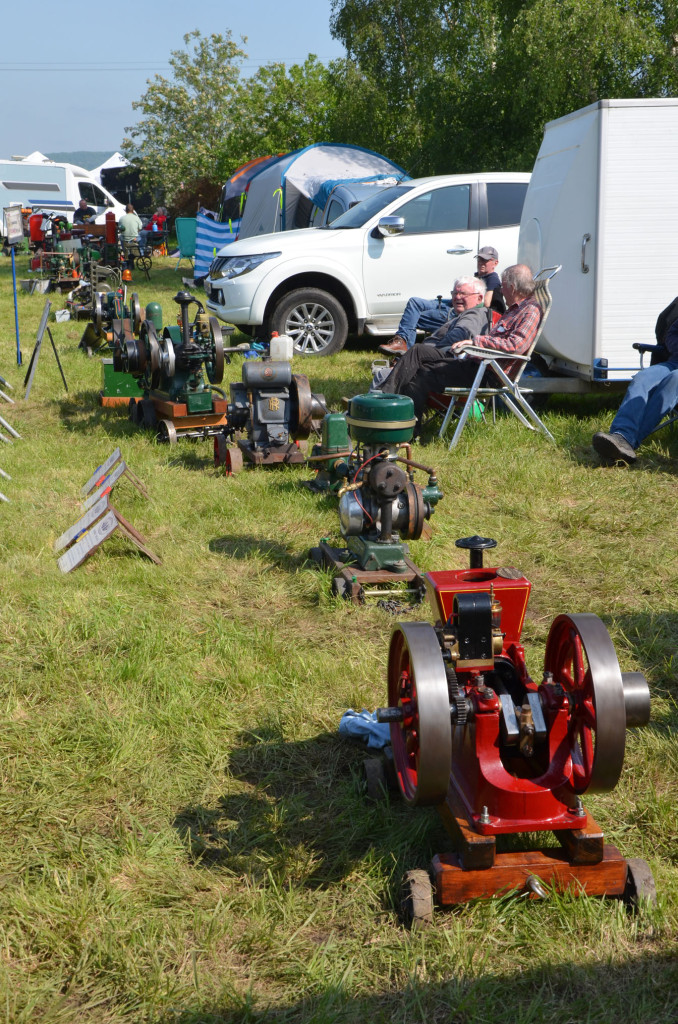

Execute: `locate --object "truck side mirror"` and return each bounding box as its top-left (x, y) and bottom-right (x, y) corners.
top-left (376, 216), bottom-right (405, 237)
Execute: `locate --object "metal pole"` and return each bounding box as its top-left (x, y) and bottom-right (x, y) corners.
top-left (10, 246), bottom-right (21, 365)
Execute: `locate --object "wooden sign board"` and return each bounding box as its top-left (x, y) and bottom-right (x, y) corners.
top-left (54, 496), bottom-right (161, 573)
top-left (81, 448), bottom-right (122, 496)
top-left (81, 448), bottom-right (148, 504)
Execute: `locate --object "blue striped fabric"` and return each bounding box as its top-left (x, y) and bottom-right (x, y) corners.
top-left (194, 212), bottom-right (239, 278)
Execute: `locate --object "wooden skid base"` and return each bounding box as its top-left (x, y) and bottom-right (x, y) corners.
top-left (100, 395), bottom-right (132, 408)
top-left (237, 440), bottom-right (306, 466)
top-left (132, 395), bottom-right (229, 431)
top-left (432, 845), bottom-right (628, 905)
top-left (317, 541), bottom-right (426, 603)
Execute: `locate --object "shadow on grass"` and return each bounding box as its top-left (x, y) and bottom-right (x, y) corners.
top-left (614, 611), bottom-right (678, 708)
top-left (209, 534), bottom-right (300, 567)
top-left (172, 730), bottom-right (442, 888)
top-left (151, 949), bottom-right (678, 1023)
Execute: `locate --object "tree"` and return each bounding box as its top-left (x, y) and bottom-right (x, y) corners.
top-left (231, 57), bottom-right (337, 156)
top-left (329, 0), bottom-right (678, 174)
top-left (122, 30), bottom-right (247, 208)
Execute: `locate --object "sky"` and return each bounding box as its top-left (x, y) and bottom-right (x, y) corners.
top-left (1, 0), bottom-right (346, 158)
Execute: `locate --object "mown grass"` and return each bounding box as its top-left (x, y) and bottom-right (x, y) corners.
top-left (0, 256), bottom-right (675, 1023)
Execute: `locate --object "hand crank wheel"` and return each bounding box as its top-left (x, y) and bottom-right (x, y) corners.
top-left (387, 622), bottom-right (452, 807)
top-left (207, 317), bottom-right (225, 384)
top-left (544, 613), bottom-right (627, 794)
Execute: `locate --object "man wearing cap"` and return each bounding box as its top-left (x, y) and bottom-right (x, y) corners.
top-left (379, 247), bottom-right (505, 356)
top-left (376, 264), bottom-right (541, 430)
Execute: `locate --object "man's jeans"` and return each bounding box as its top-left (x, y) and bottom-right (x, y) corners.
top-left (611, 359), bottom-right (678, 447)
top-left (396, 297), bottom-right (451, 348)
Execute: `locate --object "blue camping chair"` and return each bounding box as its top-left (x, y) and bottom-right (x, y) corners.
top-left (174, 217), bottom-right (197, 271)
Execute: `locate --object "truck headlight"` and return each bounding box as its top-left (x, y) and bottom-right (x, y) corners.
top-left (209, 251), bottom-right (281, 280)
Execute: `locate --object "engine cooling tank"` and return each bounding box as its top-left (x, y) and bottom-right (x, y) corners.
top-left (346, 392), bottom-right (416, 444)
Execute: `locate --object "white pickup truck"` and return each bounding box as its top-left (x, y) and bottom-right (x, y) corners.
top-left (205, 173), bottom-right (530, 355)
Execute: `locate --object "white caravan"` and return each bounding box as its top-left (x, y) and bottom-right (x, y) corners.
top-left (518, 98), bottom-right (678, 390)
top-left (0, 155), bottom-right (125, 238)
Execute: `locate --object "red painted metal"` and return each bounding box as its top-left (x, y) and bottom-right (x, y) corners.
top-left (419, 563), bottom-right (586, 834)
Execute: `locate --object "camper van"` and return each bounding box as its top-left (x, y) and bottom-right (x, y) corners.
top-left (518, 98), bottom-right (678, 391)
top-left (0, 156), bottom-right (126, 239)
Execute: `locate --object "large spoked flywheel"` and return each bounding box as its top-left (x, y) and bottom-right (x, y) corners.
top-left (387, 622), bottom-right (452, 807)
top-left (544, 613), bottom-right (627, 794)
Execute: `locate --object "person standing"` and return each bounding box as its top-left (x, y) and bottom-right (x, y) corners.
top-left (118, 204), bottom-right (143, 244)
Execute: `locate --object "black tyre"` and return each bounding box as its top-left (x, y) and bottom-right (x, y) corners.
top-left (270, 288), bottom-right (348, 356)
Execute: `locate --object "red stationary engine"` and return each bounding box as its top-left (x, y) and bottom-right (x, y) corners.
top-left (377, 536), bottom-right (653, 919)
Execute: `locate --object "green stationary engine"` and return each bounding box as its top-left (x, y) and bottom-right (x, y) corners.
top-left (121, 291), bottom-right (224, 409)
top-left (310, 393), bottom-right (443, 600)
top-left (337, 393), bottom-right (443, 572)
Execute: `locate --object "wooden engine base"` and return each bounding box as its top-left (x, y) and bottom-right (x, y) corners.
top-left (129, 394), bottom-right (229, 441)
top-left (312, 541), bottom-right (426, 604)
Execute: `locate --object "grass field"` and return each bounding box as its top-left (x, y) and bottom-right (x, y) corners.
top-left (0, 257), bottom-right (676, 1023)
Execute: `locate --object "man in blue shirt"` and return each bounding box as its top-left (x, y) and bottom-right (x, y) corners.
top-left (379, 246), bottom-right (504, 355)
top-left (592, 316), bottom-right (678, 463)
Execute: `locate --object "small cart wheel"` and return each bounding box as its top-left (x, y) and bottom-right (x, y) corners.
top-left (225, 447), bottom-right (243, 475)
top-left (363, 758), bottom-right (388, 802)
top-left (624, 858), bottom-right (657, 908)
top-left (141, 399), bottom-right (157, 430)
top-left (214, 434), bottom-right (228, 468)
top-left (332, 576), bottom-right (348, 599)
top-left (128, 398), bottom-right (143, 425)
top-left (401, 869), bottom-right (434, 931)
top-left (157, 418), bottom-right (177, 445)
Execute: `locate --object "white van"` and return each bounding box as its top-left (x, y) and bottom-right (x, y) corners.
top-left (0, 157), bottom-right (126, 239)
top-left (205, 172), bottom-right (530, 355)
top-left (518, 98), bottom-right (678, 391)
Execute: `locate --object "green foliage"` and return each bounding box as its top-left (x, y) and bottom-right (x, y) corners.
top-left (122, 30), bottom-right (248, 209)
top-left (232, 56), bottom-right (337, 157)
top-left (330, 0), bottom-right (678, 173)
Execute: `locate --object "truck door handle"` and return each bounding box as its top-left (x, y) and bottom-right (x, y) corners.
top-left (446, 247), bottom-right (473, 254)
top-left (581, 234), bottom-right (591, 274)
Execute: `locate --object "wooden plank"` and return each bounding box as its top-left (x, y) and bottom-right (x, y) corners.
top-left (53, 496), bottom-right (109, 553)
top-left (82, 461), bottom-right (127, 510)
top-left (433, 845), bottom-right (628, 905)
top-left (437, 786), bottom-right (496, 870)
top-left (556, 812), bottom-right (605, 865)
top-left (112, 509), bottom-right (162, 565)
top-left (57, 510), bottom-right (118, 573)
top-left (81, 448), bottom-right (121, 496)
top-left (99, 395), bottom-right (130, 407)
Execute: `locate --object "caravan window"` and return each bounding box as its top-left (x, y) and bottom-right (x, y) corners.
top-left (393, 184), bottom-right (471, 234)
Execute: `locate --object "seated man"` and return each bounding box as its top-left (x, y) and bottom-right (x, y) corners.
top-left (377, 264), bottom-right (540, 427)
top-left (73, 199), bottom-right (96, 224)
top-left (592, 316), bottom-right (678, 463)
top-left (379, 246), bottom-right (504, 355)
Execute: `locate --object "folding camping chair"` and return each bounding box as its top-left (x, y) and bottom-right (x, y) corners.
top-left (174, 217), bottom-right (196, 271)
top-left (437, 266), bottom-right (561, 449)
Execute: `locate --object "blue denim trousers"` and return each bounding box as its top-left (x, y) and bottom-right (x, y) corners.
top-left (396, 296), bottom-right (451, 348)
top-left (611, 360), bottom-right (678, 447)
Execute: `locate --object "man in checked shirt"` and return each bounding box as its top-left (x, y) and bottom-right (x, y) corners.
top-left (378, 264), bottom-right (541, 428)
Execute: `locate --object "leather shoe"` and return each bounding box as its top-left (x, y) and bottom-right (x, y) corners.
top-left (379, 337), bottom-right (408, 355)
top-left (592, 431), bottom-right (637, 463)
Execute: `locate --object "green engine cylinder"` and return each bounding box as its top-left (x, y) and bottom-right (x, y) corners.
top-left (346, 393), bottom-right (416, 445)
top-left (145, 301), bottom-right (163, 332)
